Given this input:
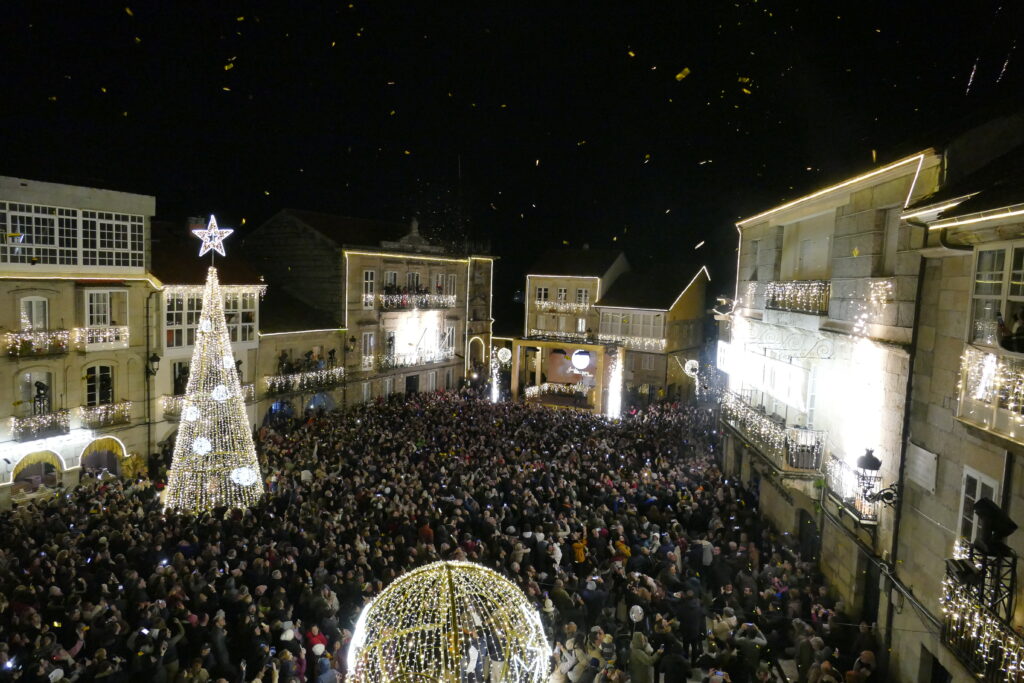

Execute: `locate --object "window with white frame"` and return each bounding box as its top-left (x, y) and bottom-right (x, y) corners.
top-left (577, 317), bottom-right (586, 333)
top-left (959, 466), bottom-right (1000, 542)
top-left (81, 211), bottom-right (144, 267)
top-left (426, 370), bottom-right (436, 392)
top-left (384, 270), bottom-right (398, 289)
top-left (576, 288), bottom-right (589, 305)
top-left (536, 286), bottom-right (549, 301)
top-left (443, 325), bottom-right (455, 354)
top-left (224, 291), bottom-right (256, 342)
top-left (165, 293), bottom-right (203, 347)
top-left (87, 291), bottom-right (111, 326)
top-left (640, 354), bottom-right (655, 371)
top-left (362, 331), bottom-right (375, 368)
top-left (20, 297), bottom-right (48, 330)
top-left (383, 377), bottom-right (393, 396)
top-left (363, 270), bottom-right (375, 307)
top-left (172, 360), bottom-right (190, 396)
top-left (445, 274), bottom-right (457, 296)
top-left (362, 381), bottom-right (371, 403)
top-left (434, 273), bottom-right (444, 294)
top-left (445, 368), bottom-right (452, 390)
top-left (86, 365), bottom-right (114, 406)
top-left (557, 287), bottom-right (568, 302)
top-left (407, 271), bottom-right (421, 291)
top-left (19, 370), bottom-right (53, 415)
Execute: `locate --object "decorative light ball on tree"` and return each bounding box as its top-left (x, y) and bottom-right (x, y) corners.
top-left (347, 560), bottom-right (551, 683)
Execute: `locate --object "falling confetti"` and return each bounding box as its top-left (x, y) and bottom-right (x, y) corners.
top-left (694, 241), bottom-right (705, 249)
top-left (675, 67), bottom-right (691, 81)
top-left (404, 150), bottom-right (411, 155)
top-left (628, 50), bottom-right (636, 58)
top-left (535, 159), bottom-right (540, 166)
top-left (577, 140), bottom-right (587, 146)
top-left (224, 63), bottom-right (234, 71)
top-left (264, 190), bottom-right (270, 196)
top-left (134, 36), bottom-right (141, 44)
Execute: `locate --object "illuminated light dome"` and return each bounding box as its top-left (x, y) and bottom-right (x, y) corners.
top-left (348, 560), bottom-right (551, 683)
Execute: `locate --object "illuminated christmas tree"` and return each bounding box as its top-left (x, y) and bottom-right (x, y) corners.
top-left (164, 217), bottom-right (263, 512)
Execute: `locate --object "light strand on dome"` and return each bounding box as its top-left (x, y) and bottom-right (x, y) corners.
top-left (347, 561), bottom-right (550, 683)
top-left (4, 329), bottom-right (70, 357)
top-left (164, 266), bottom-right (264, 513)
top-left (77, 401), bottom-right (132, 428)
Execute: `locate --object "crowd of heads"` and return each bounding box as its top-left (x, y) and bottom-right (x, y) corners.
top-left (0, 390), bottom-right (878, 683)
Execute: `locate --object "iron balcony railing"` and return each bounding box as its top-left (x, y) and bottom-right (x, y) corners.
top-left (10, 410), bottom-right (71, 442)
top-left (4, 329), bottom-right (71, 357)
top-left (940, 554), bottom-right (1023, 683)
top-left (764, 280), bottom-right (831, 315)
top-left (78, 401), bottom-right (132, 429)
top-left (823, 455), bottom-right (880, 524)
top-left (721, 391), bottom-right (824, 472)
top-left (265, 368), bottom-right (345, 397)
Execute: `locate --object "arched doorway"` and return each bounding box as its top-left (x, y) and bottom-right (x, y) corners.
top-left (12, 450), bottom-right (63, 494)
top-left (798, 508), bottom-right (821, 562)
top-left (468, 336), bottom-right (485, 370)
top-left (306, 392), bottom-right (335, 414)
top-left (80, 436), bottom-right (125, 478)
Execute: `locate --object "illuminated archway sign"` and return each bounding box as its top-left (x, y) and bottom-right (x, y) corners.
top-left (570, 349), bottom-right (591, 370)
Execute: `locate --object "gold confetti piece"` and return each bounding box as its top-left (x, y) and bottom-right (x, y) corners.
top-left (852, 246), bottom-right (860, 257)
top-left (535, 159), bottom-right (540, 166)
top-left (237, 16), bottom-right (244, 21)
top-left (562, 240), bottom-right (569, 245)
top-left (612, 236), bottom-right (618, 241)
top-left (738, 76), bottom-right (750, 83)
top-left (577, 140), bottom-right (586, 146)
top-left (675, 67), bottom-right (691, 81)
top-left (742, 87), bottom-right (752, 94)
top-left (222, 87), bottom-right (231, 91)
top-left (627, 50), bottom-right (636, 57)
top-left (122, 111), bottom-right (128, 117)
top-left (665, 209), bottom-right (671, 214)
top-left (125, 7), bottom-right (134, 16)
top-left (404, 150), bottom-right (411, 155)
top-left (48, 96), bottom-right (57, 102)
top-left (100, 87), bottom-right (107, 93)
top-left (500, 103), bottom-right (507, 108)
top-left (264, 190), bottom-right (270, 196)
top-left (134, 36), bottom-right (141, 44)
top-left (241, 217), bottom-right (247, 225)
top-left (389, 110), bottom-right (396, 116)
top-left (224, 63), bottom-right (234, 71)
top-left (644, 153), bottom-right (651, 160)
top-left (871, 149), bottom-right (877, 163)
top-left (695, 241), bottom-right (705, 249)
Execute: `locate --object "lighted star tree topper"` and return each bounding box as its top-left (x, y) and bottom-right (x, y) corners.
top-left (164, 219), bottom-right (263, 512)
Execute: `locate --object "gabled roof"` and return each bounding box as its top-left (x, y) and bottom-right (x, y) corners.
top-left (528, 249), bottom-right (624, 278)
top-left (150, 220), bottom-right (262, 285)
top-left (274, 209), bottom-right (408, 248)
top-left (595, 265), bottom-right (708, 310)
top-left (259, 285), bottom-right (340, 333)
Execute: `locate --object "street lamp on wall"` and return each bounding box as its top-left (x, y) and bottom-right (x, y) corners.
top-left (146, 353), bottom-right (161, 377)
top-left (856, 448), bottom-right (900, 508)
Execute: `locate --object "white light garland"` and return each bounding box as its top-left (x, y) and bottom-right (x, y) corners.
top-left (764, 280), bottom-right (830, 315)
top-left (71, 326), bottom-right (129, 350)
top-left (940, 572), bottom-right (1024, 682)
top-left (596, 333), bottom-right (666, 351)
top-left (823, 455), bottom-right (879, 523)
top-left (852, 279), bottom-right (894, 336)
top-left (535, 299), bottom-right (590, 314)
top-left (265, 367), bottom-right (345, 395)
top-left (721, 391), bottom-right (824, 472)
top-left (163, 384), bottom-right (255, 418)
top-left (376, 349), bottom-right (456, 370)
top-left (10, 410), bottom-right (71, 441)
top-left (4, 329), bottom-right (70, 357)
top-left (347, 560), bottom-right (550, 683)
top-left (77, 401), bottom-right (132, 429)
top-left (524, 382), bottom-right (588, 399)
top-left (528, 329), bottom-right (588, 342)
top-left (164, 266), bottom-right (264, 513)
top-left (377, 293), bottom-right (457, 310)
top-left (164, 284), bottom-right (267, 298)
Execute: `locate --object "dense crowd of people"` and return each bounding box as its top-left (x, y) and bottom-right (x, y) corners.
top-left (0, 391), bottom-right (878, 683)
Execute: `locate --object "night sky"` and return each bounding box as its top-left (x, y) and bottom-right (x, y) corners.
top-left (2, 2), bottom-right (1022, 328)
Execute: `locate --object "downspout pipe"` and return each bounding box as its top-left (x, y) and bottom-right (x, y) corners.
top-left (145, 289), bottom-right (157, 459)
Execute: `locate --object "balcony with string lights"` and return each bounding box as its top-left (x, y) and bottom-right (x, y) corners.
top-left (720, 391), bottom-right (825, 474)
top-left (377, 292), bottom-right (457, 311)
top-left (4, 329), bottom-right (71, 358)
top-left (764, 280), bottom-right (831, 316)
top-left (77, 401), bottom-right (132, 429)
top-left (957, 344), bottom-right (1024, 447)
top-left (72, 326), bottom-right (130, 352)
top-left (10, 409), bottom-right (71, 442)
